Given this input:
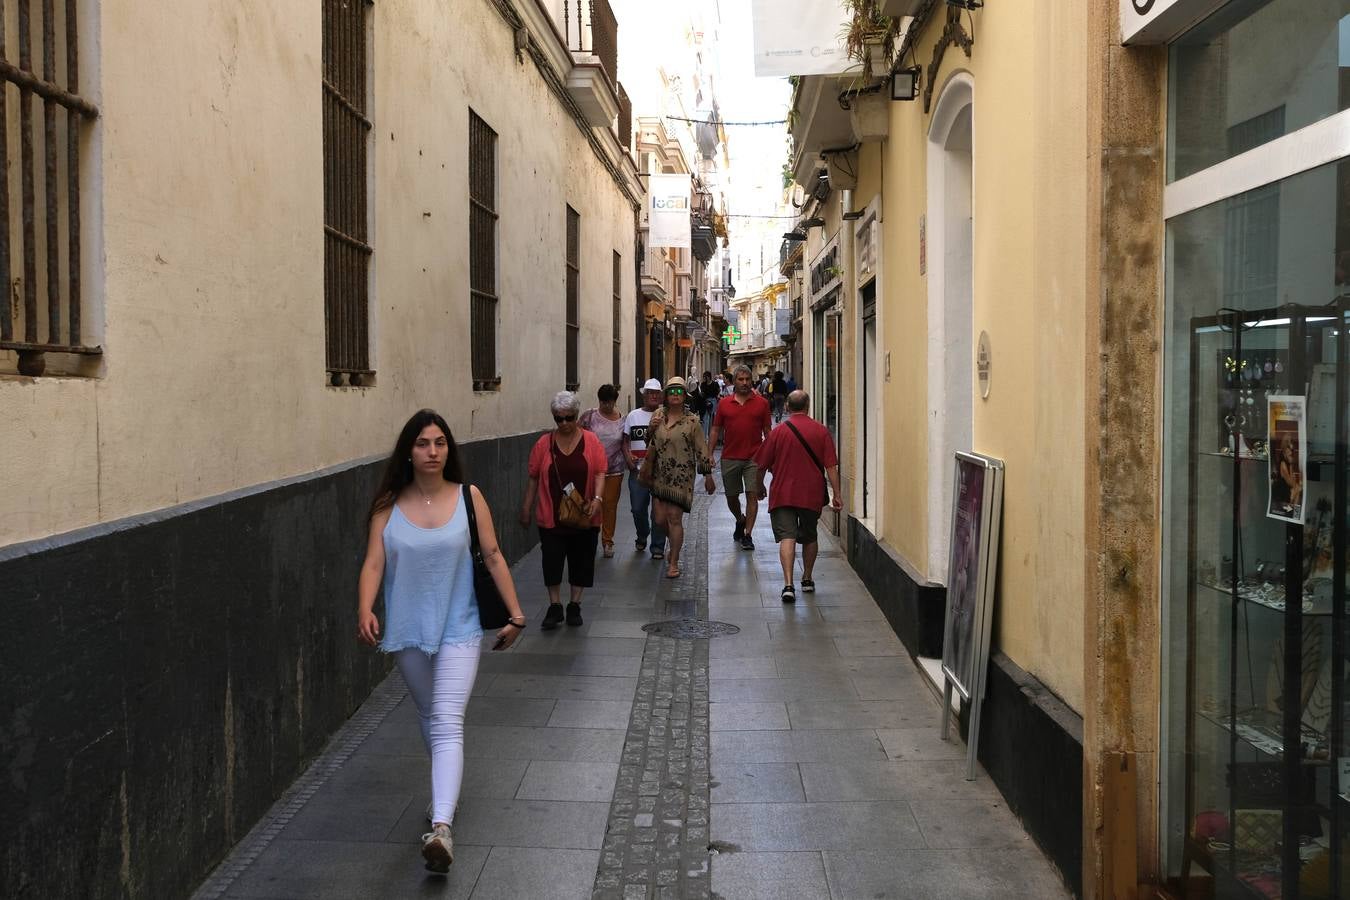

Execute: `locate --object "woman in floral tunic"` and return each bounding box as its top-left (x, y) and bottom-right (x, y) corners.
top-left (639, 376), bottom-right (715, 578)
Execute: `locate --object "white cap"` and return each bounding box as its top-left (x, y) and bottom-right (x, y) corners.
top-left (642, 378), bottom-right (663, 392)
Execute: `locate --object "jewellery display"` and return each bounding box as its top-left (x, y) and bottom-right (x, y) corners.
top-left (1183, 307), bottom-right (1346, 894)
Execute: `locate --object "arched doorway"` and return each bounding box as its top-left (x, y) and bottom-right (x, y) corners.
top-left (925, 74), bottom-right (974, 584)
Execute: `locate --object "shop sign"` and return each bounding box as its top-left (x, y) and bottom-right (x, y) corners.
top-left (676, 337), bottom-right (693, 349)
top-left (809, 236), bottom-right (841, 304)
top-left (1119, 0), bottom-right (1226, 45)
top-left (648, 173), bottom-right (691, 249)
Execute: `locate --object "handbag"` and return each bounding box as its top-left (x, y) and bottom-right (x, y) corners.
top-left (784, 420), bottom-right (831, 508)
top-left (551, 438), bottom-right (593, 529)
top-left (461, 484), bottom-right (510, 629)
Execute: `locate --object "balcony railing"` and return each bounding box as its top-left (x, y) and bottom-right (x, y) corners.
top-left (641, 244), bottom-right (675, 303)
top-left (564, 0), bottom-right (618, 88)
top-left (616, 81), bottom-right (632, 150)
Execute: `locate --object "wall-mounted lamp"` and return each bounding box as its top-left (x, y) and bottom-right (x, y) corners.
top-left (891, 66), bottom-right (921, 102)
top-left (800, 217), bottom-right (826, 229)
top-left (842, 210), bottom-right (865, 221)
top-left (782, 231), bottom-right (806, 242)
top-left (947, 0), bottom-right (983, 8)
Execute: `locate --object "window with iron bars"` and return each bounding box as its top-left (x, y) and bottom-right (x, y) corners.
top-left (565, 206), bottom-right (579, 392)
top-left (469, 110), bottom-right (499, 390)
top-left (0, 0), bottom-right (100, 378)
top-left (612, 251), bottom-right (621, 388)
top-left (323, 0), bottom-right (373, 387)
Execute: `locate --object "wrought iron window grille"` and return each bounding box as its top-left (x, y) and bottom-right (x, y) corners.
top-left (322, 0), bottom-right (374, 387)
top-left (469, 110), bottom-right (500, 391)
top-left (0, 0), bottom-right (101, 377)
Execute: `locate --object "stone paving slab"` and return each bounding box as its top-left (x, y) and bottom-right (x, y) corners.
top-left (194, 469), bottom-right (1070, 900)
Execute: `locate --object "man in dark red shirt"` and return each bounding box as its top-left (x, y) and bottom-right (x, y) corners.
top-left (709, 364), bottom-right (773, 550)
top-left (753, 390), bottom-right (842, 602)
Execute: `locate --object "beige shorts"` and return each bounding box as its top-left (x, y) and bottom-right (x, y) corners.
top-left (720, 458), bottom-right (760, 496)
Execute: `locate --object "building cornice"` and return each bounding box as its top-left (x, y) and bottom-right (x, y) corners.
top-left (486, 0), bottom-right (643, 212)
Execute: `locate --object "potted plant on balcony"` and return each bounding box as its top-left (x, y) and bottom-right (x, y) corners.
top-left (840, 0), bottom-right (895, 75)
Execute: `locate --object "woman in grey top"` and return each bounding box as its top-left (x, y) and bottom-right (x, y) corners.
top-left (580, 383), bottom-right (628, 558)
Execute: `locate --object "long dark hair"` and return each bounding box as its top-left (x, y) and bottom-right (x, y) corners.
top-left (368, 409), bottom-right (464, 519)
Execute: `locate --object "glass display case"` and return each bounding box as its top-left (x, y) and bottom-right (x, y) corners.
top-left (1180, 302), bottom-right (1348, 899)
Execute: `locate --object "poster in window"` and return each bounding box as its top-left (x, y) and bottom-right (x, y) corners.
top-left (1266, 395), bottom-right (1307, 524)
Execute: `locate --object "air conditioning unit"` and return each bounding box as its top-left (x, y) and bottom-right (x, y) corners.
top-left (881, 0), bottom-right (923, 16)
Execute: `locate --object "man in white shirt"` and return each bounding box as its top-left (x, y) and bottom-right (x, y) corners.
top-left (622, 378), bottom-right (668, 559)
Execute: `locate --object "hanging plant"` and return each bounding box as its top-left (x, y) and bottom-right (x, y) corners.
top-left (838, 0), bottom-right (899, 67)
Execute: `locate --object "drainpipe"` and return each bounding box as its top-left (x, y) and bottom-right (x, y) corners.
top-left (839, 188), bottom-right (855, 528)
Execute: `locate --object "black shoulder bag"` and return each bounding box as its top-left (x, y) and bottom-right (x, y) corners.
top-left (461, 485), bottom-right (510, 628)
top-left (784, 421), bottom-right (831, 508)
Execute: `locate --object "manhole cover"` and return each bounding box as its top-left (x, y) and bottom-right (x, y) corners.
top-left (642, 618), bottom-right (740, 639)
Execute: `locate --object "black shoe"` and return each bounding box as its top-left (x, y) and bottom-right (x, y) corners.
top-left (541, 604), bottom-right (565, 630)
top-left (635, 537), bottom-right (647, 552)
top-left (781, 585), bottom-right (796, 603)
top-left (741, 535), bottom-right (755, 551)
top-left (801, 579), bottom-right (815, 593)
top-left (565, 602), bottom-right (583, 627)
top-left (651, 548), bottom-right (665, 560)
top-left (732, 519), bottom-right (744, 543)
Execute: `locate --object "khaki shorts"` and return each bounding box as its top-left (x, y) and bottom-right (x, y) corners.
top-left (770, 507), bottom-right (820, 544)
top-left (720, 458), bottom-right (760, 496)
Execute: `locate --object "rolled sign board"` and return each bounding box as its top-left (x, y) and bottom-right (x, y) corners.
top-left (1119, 0), bottom-right (1227, 45)
top-left (648, 173), bottom-right (691, 250)
top-left (938, 451), bottom-right (1005, 780)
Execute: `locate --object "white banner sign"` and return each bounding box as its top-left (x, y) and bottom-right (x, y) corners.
top-left (1120, 0), bottom-right (1226, 45)
top-left (751, 0), bottom-right (851, 78)
top-left (648, 174), bottom-right (691, 250)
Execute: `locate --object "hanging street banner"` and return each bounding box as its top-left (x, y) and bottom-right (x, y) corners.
top-left (648, 173), bottom-right (691, 250)
top-left (750, 0), bottom-right (850, 78)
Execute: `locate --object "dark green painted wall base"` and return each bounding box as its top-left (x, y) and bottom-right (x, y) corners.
top-left (0, 431), bottom-right (540, 900)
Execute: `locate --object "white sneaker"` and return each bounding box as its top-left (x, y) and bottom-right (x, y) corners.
top-left (421, 824), bottom-right (453, 872)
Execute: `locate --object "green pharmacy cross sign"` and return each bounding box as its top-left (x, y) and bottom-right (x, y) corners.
top-left (721, 325), bottom-right (742, 345)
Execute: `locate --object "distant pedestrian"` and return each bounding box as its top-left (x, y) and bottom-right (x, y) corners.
top-left (697, 371), bottom-right (719, 437)
top-left (520, 391), bottom-right (608, 630)
top-left (639, 376), bottom-right (715, 578)
top-left (769, 371), bottom-right (788, 423)
top-left (579, 384), bottom-right (627, 558)
top-left (356, 409), bottom-right (527, 873)
top-left (753, 391), bottom-right (842, 602)
top-left (709, 364), bottom-right (772, 551)
top-left (623, 378), bottom-right (668, 559)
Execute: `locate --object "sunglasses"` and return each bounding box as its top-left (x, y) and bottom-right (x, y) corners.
top-left (666, 387), bottom-right (685, 396)
top-left (553, 414), bottom-right (577, 423)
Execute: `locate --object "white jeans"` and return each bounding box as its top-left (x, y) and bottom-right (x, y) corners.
top-left (395, 642), bottom-right (482, 826)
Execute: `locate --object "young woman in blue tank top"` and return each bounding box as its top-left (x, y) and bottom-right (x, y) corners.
top-left (356, 409), bottom-right (526, 873)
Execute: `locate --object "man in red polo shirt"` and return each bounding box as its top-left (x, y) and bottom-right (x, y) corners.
top-left (753, 390), bottom-right (842, 602)
top-left (709, 364), bottom-right (772, 550)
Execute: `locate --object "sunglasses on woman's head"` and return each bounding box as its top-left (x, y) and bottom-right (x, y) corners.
top-left (554, 414), bottom-right (577, 423)
top-left (666, 388), bottom-right (684, 396)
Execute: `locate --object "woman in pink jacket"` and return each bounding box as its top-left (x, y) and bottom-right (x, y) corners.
top-left (519, 391), bottom-right (609, 628)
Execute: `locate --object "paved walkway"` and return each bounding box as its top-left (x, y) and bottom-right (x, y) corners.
top-left (193, 472), bottom-right (1070, 900)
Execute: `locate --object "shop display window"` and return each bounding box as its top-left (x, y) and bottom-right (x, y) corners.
top-left (1164, 156), bottom-right (1350, 898)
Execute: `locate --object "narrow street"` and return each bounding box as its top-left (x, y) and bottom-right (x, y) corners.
top-left (192, 475), bottom-right (1067, 900)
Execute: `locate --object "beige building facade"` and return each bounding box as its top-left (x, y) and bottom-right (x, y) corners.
top-left (0, 1), bottom-right (641, 896)
top-left (789, 0), bottom-right (1350, 897)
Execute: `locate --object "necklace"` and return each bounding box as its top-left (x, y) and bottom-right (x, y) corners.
top-left (416, 484), bottom-right (436, 505)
